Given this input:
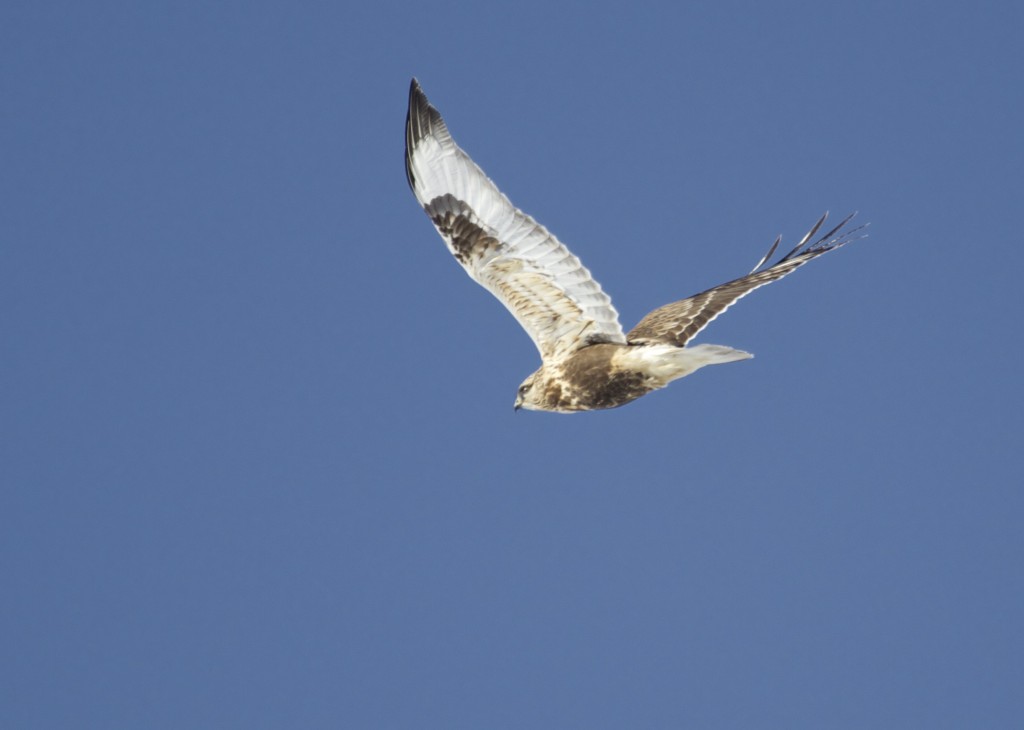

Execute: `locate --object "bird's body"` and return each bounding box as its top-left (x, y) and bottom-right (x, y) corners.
top-left (404, 79), bottom-right (864, 412)
top-left (518, 343), bottom-right (752, 412)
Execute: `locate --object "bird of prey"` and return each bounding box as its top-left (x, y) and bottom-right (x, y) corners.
top-left (404, 78), bottom-right (864, 413)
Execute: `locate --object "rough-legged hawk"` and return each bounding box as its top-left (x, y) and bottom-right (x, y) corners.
top-left (405, 79), bottom-right (864, 413)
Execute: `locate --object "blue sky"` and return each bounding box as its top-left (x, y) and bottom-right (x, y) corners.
top-left (3, 1), bottom-right (1022, 727)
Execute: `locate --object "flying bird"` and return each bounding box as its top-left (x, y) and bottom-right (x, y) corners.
top-left (404, 78), bottom-right (864, 413)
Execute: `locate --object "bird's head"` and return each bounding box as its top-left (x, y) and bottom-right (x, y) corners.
top-left (514, 372), bottom-right (542, 412)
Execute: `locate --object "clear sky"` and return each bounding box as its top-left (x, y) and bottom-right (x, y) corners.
top-left (3, 1), bottom-right (1022, 727)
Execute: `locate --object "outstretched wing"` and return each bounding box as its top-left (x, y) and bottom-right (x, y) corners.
top-left (405, 79), bottom-right (625, 362)
top-left (627, 213), bottom-right (865, 346)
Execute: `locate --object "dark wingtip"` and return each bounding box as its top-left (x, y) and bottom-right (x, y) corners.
top-left (782, 211), bottom-right (829, 260)
top-left (405, 78), bottom-right (444, 191)
top-left (750, 234), bottom-right (782, 274)
top-left (404, 78), bottom-right (425, 190)
top-left (408, 77), bottom-right (424, 110)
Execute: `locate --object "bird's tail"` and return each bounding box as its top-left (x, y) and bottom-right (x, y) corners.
top-left (682, 343), bottom-right (753, 367)
top-left (663, 343), bottom-right (752, 383)
top-left (624, 343), bottom-right (752, 385)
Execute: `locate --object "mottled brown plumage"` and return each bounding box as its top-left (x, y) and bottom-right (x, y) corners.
top-left (522, 344), bottom-right (655, 412)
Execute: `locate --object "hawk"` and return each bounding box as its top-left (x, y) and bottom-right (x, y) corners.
top-left (404, 79), bottom-right (864, 412)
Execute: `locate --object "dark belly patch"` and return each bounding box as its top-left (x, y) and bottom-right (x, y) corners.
top-left (555, 345), bottom-right (655, 410)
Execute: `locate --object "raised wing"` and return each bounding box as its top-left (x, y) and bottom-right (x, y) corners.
top-left (628, 213), bottom-right (865, 346)
top-left (405, 79), bottom-right (625, 362)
